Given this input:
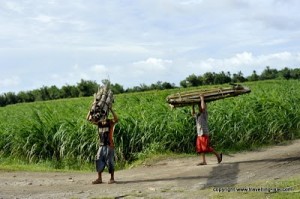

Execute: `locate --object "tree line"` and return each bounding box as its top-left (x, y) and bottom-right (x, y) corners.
top-left (180, 66), bottom-right (300, 87)
top-left (0, 66), bottom-right (299, 107)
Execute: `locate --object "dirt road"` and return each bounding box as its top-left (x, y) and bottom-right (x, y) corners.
top-left (1, 139), bottom-right (300, 199)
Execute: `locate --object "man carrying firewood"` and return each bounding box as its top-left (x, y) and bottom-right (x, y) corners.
top-left (192, 94), bottom-right (222, 165)
top-left (88, 105), bottom-right (118, 184)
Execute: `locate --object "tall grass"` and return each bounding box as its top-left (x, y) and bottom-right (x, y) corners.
top-left (1, 80), bottom-right (300, 169)
top-left (209, 80), bottom-right (300, 150)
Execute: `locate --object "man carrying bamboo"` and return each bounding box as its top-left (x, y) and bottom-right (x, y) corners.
top-left (192, 95), bottom-right (222, 165)
top-left (88, 105), bottom-right (118, 184)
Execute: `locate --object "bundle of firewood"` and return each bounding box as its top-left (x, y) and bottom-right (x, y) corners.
top-left (166, 84), bottom-right (251, 108)
top-left (87, 85), bottom-right (114, 123)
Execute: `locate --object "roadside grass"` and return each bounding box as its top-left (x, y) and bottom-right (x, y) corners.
top-left (0, 157), bottom-right (93, 172)
top-left (0, 152), bottom-right (195, 172)
top-left (0, 139), bottom-right (298, 172)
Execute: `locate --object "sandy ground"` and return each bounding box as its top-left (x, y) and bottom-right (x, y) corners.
top-left (1, 139), bottom-right (300, 199)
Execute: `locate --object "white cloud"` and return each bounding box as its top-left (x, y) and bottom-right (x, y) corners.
top-left (33, 15), bottom-right (55, 23)
top-left (224, 52), bottom-right (254, 66)
top-left (91, 64), bottom-right (109, 74)
top-left (0, 76), bottom-right (20, 92)
top-left (188, 52), bottom-right (300, 76)
top-left (48, 65), bottom-right (91, 88)
top-left (0, 76), bottom-right (20, 87)
top-left (64, 65), bottom-right (90, 82)
top-left (0, 0), bottom-right (300, 93)
top-left (261, 52), bottom-right (292, 60)
top-left (132, 57), bottom-right (172, 75)
top-left (3, 1), bottom-right (23, 13)
top-left (179, 0), bottom-right (204, 5)
top-left (77, 44), bottom-right (151, 54)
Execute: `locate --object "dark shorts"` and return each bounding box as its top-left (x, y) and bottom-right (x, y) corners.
top-left (196, 135), bottom-right (214, 153)
top-left (95, 146), bottom-right (115, 173)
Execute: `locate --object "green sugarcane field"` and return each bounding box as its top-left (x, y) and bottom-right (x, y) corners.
top-left (0, 80), bottom-right (300, 170)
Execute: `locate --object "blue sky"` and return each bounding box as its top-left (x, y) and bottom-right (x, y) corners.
top-left (1, 0), bottom-right (300, 94)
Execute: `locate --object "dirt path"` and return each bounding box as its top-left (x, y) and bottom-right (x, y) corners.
top-left (1, 139), bottom-right (300, 199)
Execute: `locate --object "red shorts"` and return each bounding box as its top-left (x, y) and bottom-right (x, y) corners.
top-left (196, 135), bottom-right (214, 153)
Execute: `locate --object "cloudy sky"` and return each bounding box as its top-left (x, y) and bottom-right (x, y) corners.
top-left (1, 0), bottom-right (300, 94)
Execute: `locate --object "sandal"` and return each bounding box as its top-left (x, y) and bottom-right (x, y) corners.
top-left (218, 153), bottom-right (223, 163)
top-left (92, 179), bottom-right (102, 184)
top-left (108, 179), bottom-right (116, 184)
top-left (196, 162), bottom-right (207, 166)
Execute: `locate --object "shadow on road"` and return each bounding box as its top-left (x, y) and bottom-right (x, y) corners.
top-left (203, 163), bottom-right (239, 188)
top-left (116, 155), bottom-right (299, 187)
top-left (116, 175), bottom-right (209, 184)
top-left (202, 155), bottom-right (300, 189)
top-left (232, 156), bottom-right (300, 164)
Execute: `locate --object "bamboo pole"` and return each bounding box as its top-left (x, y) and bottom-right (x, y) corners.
top-left (166, 85), bottom-right (251, 108)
